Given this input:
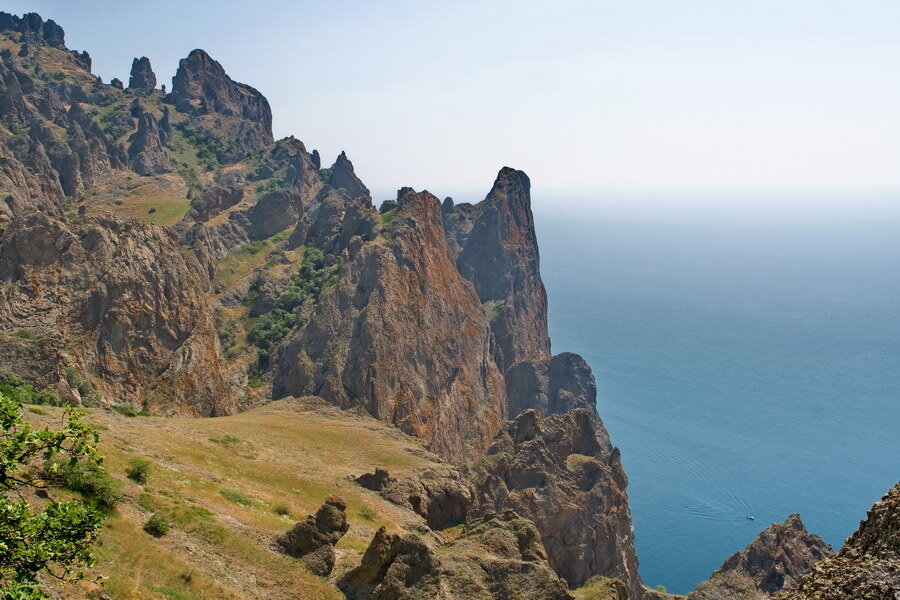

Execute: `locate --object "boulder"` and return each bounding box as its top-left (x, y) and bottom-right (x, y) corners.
top-left (276, 495), bottom-right (349, 576)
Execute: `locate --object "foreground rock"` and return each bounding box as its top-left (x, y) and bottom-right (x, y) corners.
top-left (276, 495), bottom-right (349, 576)
top-left (339, 510), bottom-right (573, 600)
top-left (690, 514), bottom-right (832, 600)
top-left (471, 408), bottom-right (645, 598)
top-left (780, 482), bottom-right (900, 600)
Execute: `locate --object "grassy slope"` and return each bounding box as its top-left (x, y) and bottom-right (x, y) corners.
top-left (27, 398), bottom-right (437, 600)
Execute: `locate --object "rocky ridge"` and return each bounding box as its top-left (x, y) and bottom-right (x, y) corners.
top-left (780, 482), bottom-right (900, 600)
top-left (689, 514), bottom-right (832, 600)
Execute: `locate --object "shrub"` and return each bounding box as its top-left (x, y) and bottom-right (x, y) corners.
top-left (359, 505), bottom-right (376, 521)
top-left (219, 488), bottom-right (253, 507)
top-left (0, 391), bottom-right (106, 596)
top-left (126, 457), bottom-right (152, 484)
top-left (143, 514), bottom-right (170, 537)
top-left (210, 434), bottom-right (240, 445)
top-left (47, 459), bottom-right (123, 509)
top-left (273, 503), bottom-right (291, 517)
top-left (148, 206), bottom-right (157, 214)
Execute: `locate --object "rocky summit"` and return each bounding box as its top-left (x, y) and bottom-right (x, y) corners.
top-left (689, 514), bottom-right (832, 600)
top-left (779, 482), bottom-right (900, 600)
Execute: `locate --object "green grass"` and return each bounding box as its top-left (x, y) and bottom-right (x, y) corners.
top-left (219, 488), bottom-right (254, 507)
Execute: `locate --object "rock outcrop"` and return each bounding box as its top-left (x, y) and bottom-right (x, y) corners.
top-left (690, 514), bottom-right (832, 600)
top-left (781, 482), bottom-right (900, 600)
top-left (168, 48), bottom-right (273, 162)
top-left (340, 510), bottom-right (573, 600)
top-left (471, 408), bottom-right (644, 597)
top-left (505, 351), bottom-right (598, 418)
top-left (128, 111), bottom-right (172, 175)
top-left (276, 495), bottom-right (349, 576)
top-left (443, 167), bottom-right (550, 373)
top-left (380, 466), bottom-right (471, 529)
top-left (327, 151), bottom-right (369, 199)
top-left (128, 56), bottom-right (156, 92)
top-left (0, 214), bottom-right (235, 415)
top-left (272, 187), bottom-right (506, 460)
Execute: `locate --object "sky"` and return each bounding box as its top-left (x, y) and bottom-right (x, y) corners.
top-left (6, 0), bottom-right (900, 203)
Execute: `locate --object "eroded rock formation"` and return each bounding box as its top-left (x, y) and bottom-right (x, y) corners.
top-left (690, 514), bottom-right (832, 600)
top-left (168, 48), bottom-right (273, 162)
top-left (0, 214), bottom-right (234, 415)
top-left (277, 495), bottom-right (349, 576)
top-left (471, 408), bottom-right (643, 597)
top-left (128, 56), bottom-right (156, 92)
top-left (272, 187), bottom-right (506, 460)
top-left (340, 510), bottom-right (573, 600)
top-left (781, 482), bottom-right (900, 600)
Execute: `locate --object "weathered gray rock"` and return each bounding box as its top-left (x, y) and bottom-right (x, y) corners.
top-left (471, 408), bottom-right (644, 597)
top-left (272, 187), bottom-right (505, 461)
top-left (326, 151), bottom-right (369, 200)
top-left (276, 495), bottom-right (349, 576)
top-left (168, 48), bottom-right (273, 162)
top-left (444, 167), bottom-right (550, 373)
top-left (128, 111), bottom-right (172, 175)
top-left (340, 510), bottom-right (573, 600)
top-left (506, 352), bottom-right (598, 419)
top-left (128, 56), bottom-right (156, 91)
top-left (0, 214), bottom-right (236, 416)
top-left (381, 466), bottom-right (471, 529)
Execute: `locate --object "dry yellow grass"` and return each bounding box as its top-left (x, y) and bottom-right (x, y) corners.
top-left (27, 398), bottom-right (437, 600)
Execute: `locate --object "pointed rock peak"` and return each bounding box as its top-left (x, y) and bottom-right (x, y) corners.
top-left (441, 197), bottom-right (454, 214)
top-left (327, 151), bottom-right (369, 200)
top-left (128, 56), bottom-right (156, 90)
top-left (689, 512), bottom-right (832, 600)
top-left (488, 166), bottom-right (531, 200)
top-left (311, 149), bottom-right (321, 170)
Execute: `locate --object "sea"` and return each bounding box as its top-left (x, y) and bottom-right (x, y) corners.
top-left (533, 193), bottom-right (900, 595)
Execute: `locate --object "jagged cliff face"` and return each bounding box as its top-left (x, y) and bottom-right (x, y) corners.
top-left (443, 167), bottom-right (550, 373)
top-left (0, 213), bottom-right (233, 415)
top-left (690, 514), bottom-right (832, 600)
top-left (272, 187), bottom-right (506, 459)
top-left (470, 409), bottom-right (645, 598)
top-left (780, 482), bottom-right (900, 600)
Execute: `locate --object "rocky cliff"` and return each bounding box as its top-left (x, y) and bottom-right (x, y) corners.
top-left (689, 514), bottom-right (832, 600)
top-left (272, 187), bottom-right (506, 459)
top-left (470, 408), bottom-right (646, 598)
top-left (0, 213), bottom-right (233, 415)
top-left (0, 12), bottom-right (653, 599)
top-left (780, 482), bottom-right (900, 600)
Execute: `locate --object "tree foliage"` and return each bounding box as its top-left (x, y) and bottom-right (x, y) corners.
top-left (0, 390), bottom-right (106, 598)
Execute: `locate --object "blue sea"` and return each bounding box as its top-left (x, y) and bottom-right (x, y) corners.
top-left (534, 194), bottom-right (900, 595)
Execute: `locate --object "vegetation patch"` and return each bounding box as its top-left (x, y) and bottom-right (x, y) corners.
top-left (219, 488), bottom-right (254, 507)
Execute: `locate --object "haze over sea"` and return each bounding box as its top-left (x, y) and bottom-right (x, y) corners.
top-left (534, 193), bottom-right (900, 595)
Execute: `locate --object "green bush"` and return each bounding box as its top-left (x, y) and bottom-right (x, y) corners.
top-left (0, 391), bottom-right (106, 596)
top-left (273, 503), bottom-right (291, 517)
top-left (126, 457), bottom-right (152, 484)
top-left (359, 505), bottom-right (376, 521)
top-left (47, 459), bottom-right (123, 509)
top-left (219, 488), bottom-right (253, 507)
top-left (143, 514), bottom-right (170, 537)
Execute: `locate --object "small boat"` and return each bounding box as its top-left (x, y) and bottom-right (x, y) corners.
top-left (746, 515), bottom-right (755, 520)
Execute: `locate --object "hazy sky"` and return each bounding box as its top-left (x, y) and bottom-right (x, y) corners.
top-left (6, 0), bottom-right (900, 201)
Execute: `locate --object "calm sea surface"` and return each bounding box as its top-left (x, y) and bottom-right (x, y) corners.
top-left (534, 196), bottom-right (900, 595)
